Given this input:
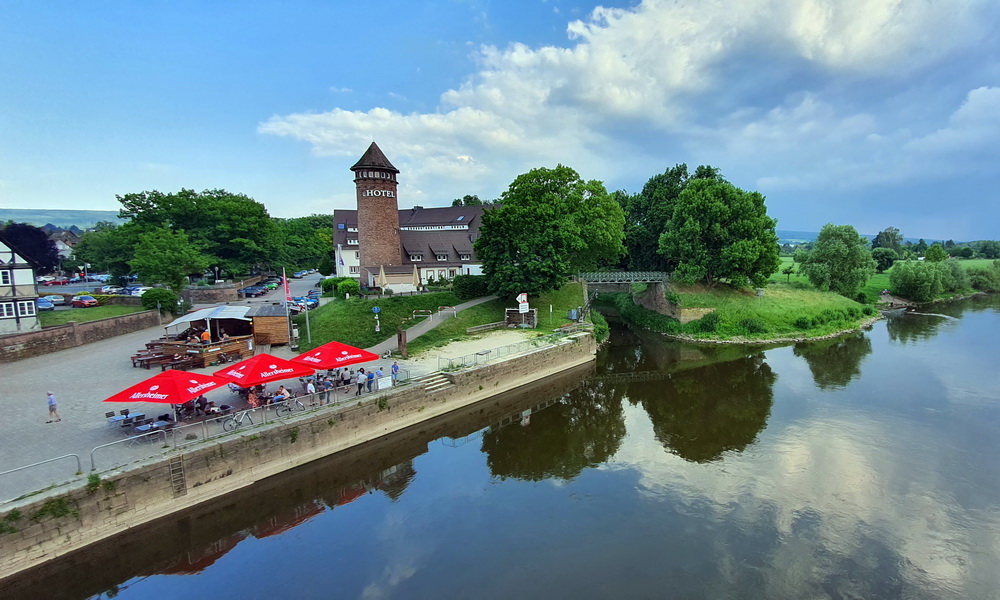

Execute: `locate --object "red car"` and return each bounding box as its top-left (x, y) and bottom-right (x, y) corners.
top-left (43, 278), bottom-right (70, 286)
top-left (71, 295), bottom-right (99, 308)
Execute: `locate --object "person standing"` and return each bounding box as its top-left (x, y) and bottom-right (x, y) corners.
top-left (356, 368), bottom-right (366, 396)
top-left (200, 329), bottom-right (211, 344)
top-left (306, 378), bottom-right (317, 405)
top-left (391, 361), bottom-right (399, 386)
top-left (46, 391), bottom-right (61, 423)
top-left (366, 369), bottom-right (375, 393)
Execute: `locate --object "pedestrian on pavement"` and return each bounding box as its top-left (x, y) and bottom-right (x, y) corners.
top-left (356, 368), bottom-right (366, 396)
top-left (343, 369), bottom-right (353, 392)
top-left (46, 391), bottom-right (61, 423)
top-left (366, 369), bottom-right (375, 392)
top-left (391, 361), bottom-right (399, 386)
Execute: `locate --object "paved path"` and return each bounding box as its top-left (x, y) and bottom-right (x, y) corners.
top-left (0, 295), bottom-right (496, 504)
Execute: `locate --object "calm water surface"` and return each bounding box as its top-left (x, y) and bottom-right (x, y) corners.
top-left (14, 296), bottom-right (1000, 599)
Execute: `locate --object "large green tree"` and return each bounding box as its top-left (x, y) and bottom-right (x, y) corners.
top-left (128, 228), bottom-right (209, 291)
top-left (475, 165), bottom-right (625, 298)
top-left (616, 163), bottom-right (724, 271)
top-left (871, 226), bottom-right (904, 254)
top-left (924, 243), bottom-right (948, 263)
top-left (657, 179), bottom-right (780, 288)
top-left (273, 214), bottom-right (333, 270)
top-left (799, 224), bottom-right (876, 298)
top-left (871, 247), bottom-right (898, 274)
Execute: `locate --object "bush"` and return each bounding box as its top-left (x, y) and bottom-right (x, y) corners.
top-left (863, 305), bottom-right (876, 316)
top-left (337, 279), bottom-right (361, 298)
top-left (967, 266), bottom-right (1000, 292)
top-left (698, 311), bottom-right (720, 332)
top-left (738, 318), bottom-right (766, 334)
top-left (794, 316), bottom-right (813, 329)
top-left (452, 274), bottom-right (490, 301)
top-left (890, 261), bottom-right (944, 302)
top-left (590, 310), bottom-right (610, 343)
top-left (140, 288), bottom-right (179, 314)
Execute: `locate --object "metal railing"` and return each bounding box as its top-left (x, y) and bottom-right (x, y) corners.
top-left (578, 271), bottom-right (669, 283)
top-left (0, 454), bottom-right (82, 480)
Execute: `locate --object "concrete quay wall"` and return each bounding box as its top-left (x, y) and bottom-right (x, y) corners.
top-left (0, 332), bottom-right (595, 579)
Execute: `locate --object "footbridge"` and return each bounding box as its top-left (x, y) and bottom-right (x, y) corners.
top-left (578, 271), bottom-right (669, 283)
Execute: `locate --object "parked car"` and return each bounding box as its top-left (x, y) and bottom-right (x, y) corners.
top-left (35, 297), bottom-right (55, 311)
top-left (36, 275), bottom-right (55, 283)
top-left (71, 295), bottom-right (99, 308)
top-left (239, 286), bottom-right (266, 297)
top-left (261, 282), bottom-right (279, 290)
top-left (43, 278), bottom-right (69, 286)
top-left (42, 294), bottom-right (67, 306)
top-left (101, 285), bottom-right (123, 294)
top-left (130, 287), bottom-right (153, 297)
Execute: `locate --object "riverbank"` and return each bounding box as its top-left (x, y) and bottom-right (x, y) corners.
top-left (0, 330), bottom-right (596, 579)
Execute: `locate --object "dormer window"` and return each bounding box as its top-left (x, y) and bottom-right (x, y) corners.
top-left (436, 254), bottom-right (448, 261)
top-left (410, 255), bottom-right (423, 261)
top-left (459, 254), bottom-right (471, 261)
top-left (347, 239), bottom-right (359, 246)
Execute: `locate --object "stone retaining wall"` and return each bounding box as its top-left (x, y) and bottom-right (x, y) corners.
top-left (0, 311), bottom-right (161, 363)
top-left (0, 333), bottom-right (595, 578)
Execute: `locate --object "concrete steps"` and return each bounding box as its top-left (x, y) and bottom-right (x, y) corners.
top-left (415, 372), bottom-right (454, 394)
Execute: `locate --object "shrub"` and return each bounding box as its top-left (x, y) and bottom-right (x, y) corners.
top-left (890, 261), bottom-right (944, 302)
top-left (738, 318), bottom-right (766, 334)
top-left (794, 316), bottom-right (813, 329)
top-left (337, 279), bottom-right (361, 298)
top-left (698, 311), bottom-right (720, 332)
top-left (140, 288), bottom-right (179, 313)
top-left (967, 266), bottom-right (1000, 292)
top-left (591, 310), bottom-right (610, 343)
top-left (452, 274), bottom-right (490, 301)
top-left (862, 305), bottom-right (876, 316)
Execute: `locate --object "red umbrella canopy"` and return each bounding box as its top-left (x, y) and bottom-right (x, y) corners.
top-left (103, 370), bottom-right (227, 404)
top-left (212, 353), bottom-right (315, 387)
top-left (290, 340), bottom-right (380, 370)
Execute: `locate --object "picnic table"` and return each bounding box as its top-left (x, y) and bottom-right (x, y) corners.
top-left (160, 356), bottom-right (200, 372)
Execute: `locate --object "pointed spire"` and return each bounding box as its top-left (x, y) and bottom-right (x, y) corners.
top-left (350, 142), bottom-right (399, 173)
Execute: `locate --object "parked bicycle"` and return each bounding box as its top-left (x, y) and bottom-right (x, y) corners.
top-left (273, 395), bottom-right (306, 417)
top-left (221, 408), bottom-right (254, 432)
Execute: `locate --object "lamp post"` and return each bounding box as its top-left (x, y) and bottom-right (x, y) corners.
top-left (214, 266), bottom-right (219, 283)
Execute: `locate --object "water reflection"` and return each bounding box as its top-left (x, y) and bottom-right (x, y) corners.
top-left (885, 309), bottom-right (957, 344)
top-left (792, 332), bottom-right (872, 389)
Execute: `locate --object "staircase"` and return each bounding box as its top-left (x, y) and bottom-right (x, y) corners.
top-left (415, 372), bottom-right (454, 395)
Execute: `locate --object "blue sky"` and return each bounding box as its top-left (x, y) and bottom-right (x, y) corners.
top-left (2, 0), bottom-right (999, 241)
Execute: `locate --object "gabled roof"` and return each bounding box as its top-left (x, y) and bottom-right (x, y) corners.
top-left (350, 142), bottom-right (399, 173)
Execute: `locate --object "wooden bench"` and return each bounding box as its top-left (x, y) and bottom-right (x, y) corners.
top-left (161, 356), bottom-right (200, 372)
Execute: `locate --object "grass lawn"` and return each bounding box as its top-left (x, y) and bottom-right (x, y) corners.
top-left (39, 305), bottom-right (148, 326)
top-left (294, 283), bottom-right (588, 354)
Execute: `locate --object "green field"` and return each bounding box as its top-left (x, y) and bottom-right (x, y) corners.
top-left (39, 305), bottom-right (147, 326)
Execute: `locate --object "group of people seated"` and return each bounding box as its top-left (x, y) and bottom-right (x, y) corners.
top-left (181, 327), bottom-right (231, 345)
top-left (239, 384), bottom-right (294, 408)
top-left (175, 395), bottom-right (231, 418)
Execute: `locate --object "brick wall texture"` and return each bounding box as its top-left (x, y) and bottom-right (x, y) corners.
top-left (0, 311), bottom-right (161, 363)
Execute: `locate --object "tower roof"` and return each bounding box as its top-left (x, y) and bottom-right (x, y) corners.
top-left (350, 142), bottom-right (399, 173)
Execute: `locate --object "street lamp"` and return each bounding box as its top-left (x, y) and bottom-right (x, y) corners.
top-left (214, 266), bottom-right (219, 283)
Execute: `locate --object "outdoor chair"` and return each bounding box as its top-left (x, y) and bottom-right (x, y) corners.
top-left (120, 409), bottom-right (130, 416)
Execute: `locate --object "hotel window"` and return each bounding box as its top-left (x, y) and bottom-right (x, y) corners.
top-left (355, 251), bottom-right (360, 259)
top-left (0, 270), bottom-right (10, 286)
top-left (0, 303), bottom-right (13, 318)
top-left (459, 254), bottom-right (471, 261)
top-left (410, 255), bottom-right (422, 261)
top-left (436, 254), bottom-right (448, 261)
top-left (348, 227), bottom-right (358, 232)
top-left (17, 300), bottom-right (35, 317)
top-left (347, 239), bottom-right (359, 245)
top-left (449, 269), bottom-right (456, 278)
top-left (349, 266), bottom-right (359, 274)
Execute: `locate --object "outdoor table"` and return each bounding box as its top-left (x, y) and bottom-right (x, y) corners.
top-left (135, 420), bottom-right (170, 435)
top-left (109, 412), bottom-right (145, 426)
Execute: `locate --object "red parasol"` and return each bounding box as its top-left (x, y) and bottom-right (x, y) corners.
top-left (212, 352), bottom-right (315, 387)
top-left (290, 340), bottom-right (379, 370)
top-left (103, 369), bottom-right (227, 405)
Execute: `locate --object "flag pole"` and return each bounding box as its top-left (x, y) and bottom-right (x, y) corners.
top-left (283, 267), bottom-right (292, 346)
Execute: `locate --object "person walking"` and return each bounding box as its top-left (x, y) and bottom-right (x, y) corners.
top-left (356, 368), bottom-right (366, 396)
top-left (391, 361), bottom-right (399, 386)
top-left (46, 391), bottom-right (61, 423)
top-left (366, 369), bottom-right (375, 393)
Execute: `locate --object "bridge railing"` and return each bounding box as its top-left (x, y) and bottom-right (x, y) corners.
top-left (578, 271), bottom-right (669, 283)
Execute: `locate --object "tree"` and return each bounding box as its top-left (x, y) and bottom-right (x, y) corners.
top-left (871, 226), bottom-right (904, 254)
top-left (657, 179), bottom-right (780, 288)
top-left (890, 261), bottom-right (945, 302)
top-left (475, 165), bottom-right (625, 297)
top-left (0, 222), bottom-right (60, 273)
top-left (316, 253), bottom-right (335, 276)
top-left (781, 264), bottom-right (796, 282)
top-left (273, 214), bottom-right (333, 270)
top-left (924, 243), bottom-right (948, 262)
top-left (72, 222), bottom-right (138, 282)
top-left (914, 239), bottom-right (928, 255)
top-left (871, 247), bottom-right (899, 273)
top-left (128, 228), bottom-right (209, 291)
top-left (451, 194), bottom-right (483, 206)
top-left (977, 240), bottom-right (1000, 259)
top-left (616, 163), bottom-right (725, 271)
top-left (800, 224), bottom-right (876, 298)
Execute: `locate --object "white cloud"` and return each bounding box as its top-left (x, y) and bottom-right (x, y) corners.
top-left (260, 0), bottom-right (1000, 235)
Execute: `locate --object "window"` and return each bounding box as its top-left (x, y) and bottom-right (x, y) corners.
top-left (0, 270), bottom-right (10, 286)
top-left (348, 227), bottom-right (358, 232)
top-left (456, 215), bottom-right (465, 221)
top-left (347, 239), bottom-right (359, 245)
top-left (459, 254), bottom-right (471, 261)
top-left (410, 255), bottom-right (422, 261)
top-left (0, 303), bottom-right (13, 318)
top-left (449, 269), bottom-right (456, 278)
top-left (355, 251), bottom-right (360, 259)
top-left (337, 223), bottom-right (345, 230)
top-left (17, 300), bottom-right (35, 317)
top-left (349, 266), bottom-right (360, 274)
top-left (438, 270), bottom-right (446, 279)
top-left (436, 254), bottom-right (448, 261)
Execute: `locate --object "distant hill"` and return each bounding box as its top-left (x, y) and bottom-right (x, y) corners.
top-left (0, 209), bottom-right (125, 230)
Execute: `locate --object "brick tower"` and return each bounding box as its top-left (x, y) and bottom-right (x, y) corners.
top-left (351, 142), bottom-right (402, 281)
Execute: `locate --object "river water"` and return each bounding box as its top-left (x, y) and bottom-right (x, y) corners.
top-left (10, 295), bottom-right (1000, 599)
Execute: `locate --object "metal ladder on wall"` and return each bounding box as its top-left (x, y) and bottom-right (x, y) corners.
top-left (168, 456), bottom-right (187, 498)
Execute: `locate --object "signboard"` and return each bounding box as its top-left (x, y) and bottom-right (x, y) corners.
top-left (516, 293), bottom-right (528, 303)
top-left (518, 302), bottom-right (529, 313)
top-left (372, 306), bottom-right (380, 314)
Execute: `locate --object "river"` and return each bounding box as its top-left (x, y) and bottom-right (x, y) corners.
top-left (9, 295), bottom-right (1000, 599)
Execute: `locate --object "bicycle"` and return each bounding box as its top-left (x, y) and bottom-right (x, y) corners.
top-left (221, 408), bottom-right (255, 432)
top-left (273, 394), bottom-right (306, 418)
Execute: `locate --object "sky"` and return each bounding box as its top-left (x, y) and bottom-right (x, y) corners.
top-left (2, 0), bottom-right (999, 241)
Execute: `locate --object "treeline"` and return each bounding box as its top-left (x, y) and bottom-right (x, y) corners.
top-left (70, 189), bottom-right (332, 289)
